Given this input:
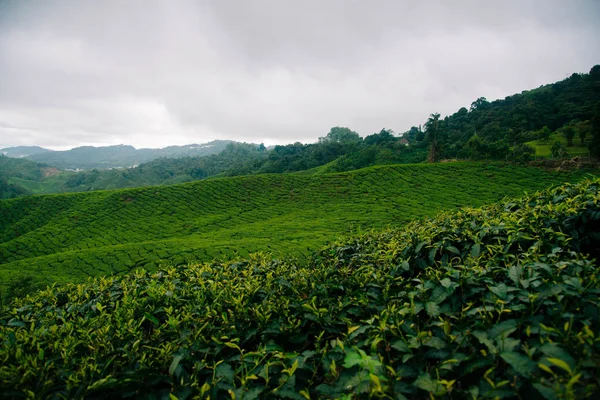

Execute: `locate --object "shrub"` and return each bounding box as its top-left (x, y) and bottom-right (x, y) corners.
top-left (1, 179), bottom-right (599, 398)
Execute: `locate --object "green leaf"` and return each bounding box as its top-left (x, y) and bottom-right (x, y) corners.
top-left (488, 319), bottom-right (517, 339)
top-left (430, 286), bottom-right (450, 303)
top-left (7, 319), bottom-right (25, 328)
top-left (143, 312), bottom-right (159, 325)
top-left (489, 283), bottom-right (508, 299)
top-left (240, 387), bottom-right (263, 400)
top-left (216, 362), bottom-right (235, 382)
top-left (425, 302), bottom-right (440, 317)
top-left (473, 331), bottom-right (497, 354)
top-left (508, 265), bottom-right (521, 286)
top-left (423, 336), bottom-right (446, 349)
top-left (343, 350), bottom-right (363, 369)
top-left (440, 278), bottom-right (453, 288)
top-left (539, 343), bottom-right (576, 371)
top-left (500, 352), bottom-right (537, 377)
top-left (169, 354), bottom-right (182, 376)
top-left (446, 245), bottom-right (460, 255)
top-left (547, 358), bottom-right (572, 375)
top-left (471, 243), bottom-right (481, 258)
top-left (391, 340), bottom-right (409, 353)
top-left (533, 382), bottom-right (558, 400)
top-left (414, 373), bottom-right (445, 396)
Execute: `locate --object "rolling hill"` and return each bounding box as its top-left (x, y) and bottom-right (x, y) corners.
top-left (1, 140), bottom-right (237, 171)
top-left (1, 177), bottom-right (598, 398)
top-left (1, 162), bottom-right (596, 295)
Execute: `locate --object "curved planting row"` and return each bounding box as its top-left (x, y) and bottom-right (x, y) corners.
top-left (0, 178), bottom-right (599, 398)
top-left (0, 163), bottom-right (595, 291)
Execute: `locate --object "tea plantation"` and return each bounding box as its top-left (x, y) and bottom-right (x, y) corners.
top-left (1, 177), bottom-right (598, 398)
top-left (0, 162), bottom-right (596, 293)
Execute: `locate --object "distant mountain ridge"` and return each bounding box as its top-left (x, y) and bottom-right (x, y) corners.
top-left (0, 140), bottom-right (236, 170)
top-left (0, 146), bottom-right (51, 158)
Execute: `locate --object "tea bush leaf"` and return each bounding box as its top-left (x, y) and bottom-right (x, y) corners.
top-left (500, 352), bottom-right (537, 377)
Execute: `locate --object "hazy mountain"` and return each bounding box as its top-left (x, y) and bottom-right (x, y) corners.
top-left (19, 140), bottom-right (236, 170)
top-left (0, 146), bottom-right (52, 158)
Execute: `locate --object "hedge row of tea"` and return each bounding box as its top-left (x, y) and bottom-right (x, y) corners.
top-left (1, 178), bottom-right (599, 398)
top-left (0, 163), bottom-right (594, 292)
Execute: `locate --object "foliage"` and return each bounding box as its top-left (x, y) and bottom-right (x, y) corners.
top-left (408, 65), bottom-right (600, 161)
top-left (575, 120), bottom-right (590, 145)
top-left (511, 143), bottom-right (535, 163)
top-left (0, 177), bottom-right (30, 200)
top-left (1, 163), bottom-right (595, 296)
top-left (526, 132), bottom-right (591, 159)
top-left (1, 178), bottom-right (599, 398)
top-left (425, 113), bottom-right (442, 163)
top-left (551, 141), bottom-right (569, 159)
top-left (562, 126), bottom-right (576, 147)
top-left (538, 127), bottom-right (552, 141)
top-left (590, 102), bottom-right (600, 159)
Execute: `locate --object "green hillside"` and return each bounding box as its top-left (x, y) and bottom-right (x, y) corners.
top-left (0, 162), bottom-right (596, 294)
top-left (526, 134), bottom-right (591, 158)
top-left (1, 178), bottom-right (598, 398)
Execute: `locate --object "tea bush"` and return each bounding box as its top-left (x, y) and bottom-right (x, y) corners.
top-left (1, 178), bottom-right (599, 398)
top-left (0, 163), bottom-right (595, 293)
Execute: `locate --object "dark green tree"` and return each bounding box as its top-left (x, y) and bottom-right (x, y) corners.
top-left (511, 143), bottom-right (535, 163)
top-left (575, 120), bottom-right (589, 145)
top-left (319, 127), bottom-right (361, 144)
top-left (551, 141), bottom-right (568, 159)
top-left (590, 103), bottom-right (600, 159)
top-left (562, 126), bottom-right (575, 146)
top-left (469, 97), bottom-right (489, 112)
top-left (538, 126), bottom-right (552, 141)
top-left (425, 113), bottom-right (441, 162)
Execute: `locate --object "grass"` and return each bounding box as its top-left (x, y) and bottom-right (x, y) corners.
top-left (0, 162), bottom-right (597, 291)
top-left (1, 178), bottom-right (598, 398)
top-left (526, 134), bottom-right (591, 158)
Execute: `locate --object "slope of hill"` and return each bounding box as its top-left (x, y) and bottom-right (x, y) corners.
top-left (0, 162), bottom-right (596, 294)
top-left (526, 133), bottom-right (591, 158)
top-left (0, 146), bottom-right (51, 158)
top-left (403, 65), bottom-right (600, 160)
top-left (21, 140), bottom-right (236, 170)
top-left (0, 155), bottom-right (63, 199)
top-left (0, 143), bottom-right (267, 197)
top-left (1, 178), bottom-right (598, 398)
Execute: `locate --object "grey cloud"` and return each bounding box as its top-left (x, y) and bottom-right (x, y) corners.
top-left (0, 0), bottom-right (598, 149)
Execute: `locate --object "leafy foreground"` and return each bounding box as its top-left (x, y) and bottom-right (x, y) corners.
top-left (1, 180), bottom-right (600, 399)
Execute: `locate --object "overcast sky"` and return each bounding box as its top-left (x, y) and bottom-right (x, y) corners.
top-left (0, 0), bottom-right (599, 150)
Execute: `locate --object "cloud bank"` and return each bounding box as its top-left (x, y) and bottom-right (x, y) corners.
top-left (0, 0), bottom-right (598, 149)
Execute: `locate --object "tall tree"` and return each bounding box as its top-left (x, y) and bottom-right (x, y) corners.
top-left (319, 127), bottom-right (361, 144)
top-left (575, 120), bottom-right (589, 145)
top-left (563, 126), bottom-right (575, 146)
top-left (590, 103), bottom-right (600, 159)
top-left (425, 113), bottom-right (441, 162)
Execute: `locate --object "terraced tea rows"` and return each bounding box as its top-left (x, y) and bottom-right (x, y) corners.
top-left (0, 162), bottom-right (595, 290)
top-left (1, 178), bottom-right (599, 398)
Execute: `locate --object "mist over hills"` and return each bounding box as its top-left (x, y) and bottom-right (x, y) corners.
top-left (0, 140), bottom-right (236, 170)
top-left (1, 67), bottom-right (600, 399)
top-left (0, 146), bottom-right (51, 158)
top-left (1, 64), bottom-right (599, 200)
